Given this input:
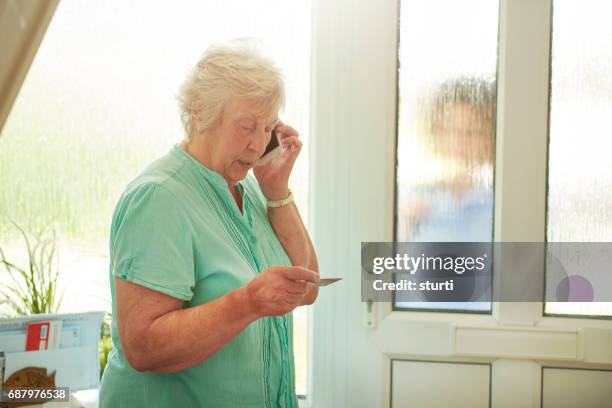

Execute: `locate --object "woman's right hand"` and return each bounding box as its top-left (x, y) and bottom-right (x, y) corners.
top-left (246, 266), bottom-right (320, 317)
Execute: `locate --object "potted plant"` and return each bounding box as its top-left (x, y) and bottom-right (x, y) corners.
top-left (0, 221), bottom-right (63, 317)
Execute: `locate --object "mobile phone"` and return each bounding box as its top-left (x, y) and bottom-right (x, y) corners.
top-left (256, 129), bottom-right (282, 166)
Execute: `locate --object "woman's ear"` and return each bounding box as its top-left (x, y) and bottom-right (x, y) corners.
top-left (189, 103), bottom-right (204, 138)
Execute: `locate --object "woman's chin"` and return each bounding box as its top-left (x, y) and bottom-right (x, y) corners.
top-left (235, 160), bottom-right (254, 175)
top-left (227, 167), bottom-right (250, 183)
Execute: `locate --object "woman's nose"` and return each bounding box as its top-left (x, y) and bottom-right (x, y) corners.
top-left (250, 128), bottom-right (270, 154)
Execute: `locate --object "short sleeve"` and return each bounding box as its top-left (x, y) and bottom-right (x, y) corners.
top-left (110, 182), bottom-right (195, 301)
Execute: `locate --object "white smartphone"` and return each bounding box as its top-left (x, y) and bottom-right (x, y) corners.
top-left (256, 129), bottom-right (282, 166)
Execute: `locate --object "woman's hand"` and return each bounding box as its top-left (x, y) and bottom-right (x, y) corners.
top-left (253, 121), bottom-right (302, 200)
top-left (246, 266), bottom-right (319, 317)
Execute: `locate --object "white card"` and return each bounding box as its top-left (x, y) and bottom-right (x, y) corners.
top-left (317, 278), bottom-right (342, 287)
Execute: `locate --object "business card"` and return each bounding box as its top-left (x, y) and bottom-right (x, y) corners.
top-left (318, 278), bottom-right (342, 287)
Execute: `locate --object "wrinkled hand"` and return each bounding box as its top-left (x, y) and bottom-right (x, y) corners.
top-left (246, 266), bottom-right (319, 317)
top-left (253, 121), bottom-right (302, 200)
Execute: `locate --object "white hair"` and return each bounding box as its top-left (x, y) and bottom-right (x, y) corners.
top-left (176, 39), bottom-right (285, 139)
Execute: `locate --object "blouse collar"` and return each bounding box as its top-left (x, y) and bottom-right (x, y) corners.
top-left (170, 144), bottom-right (244, 192)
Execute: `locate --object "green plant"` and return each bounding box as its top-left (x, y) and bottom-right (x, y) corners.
top-left (99, 312), bottom-right (113, 379)
top-left (0, 221), bottom-right (64, 317)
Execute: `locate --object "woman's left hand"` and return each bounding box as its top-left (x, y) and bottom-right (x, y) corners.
top-left (253, 120), bottom-right (302, 200)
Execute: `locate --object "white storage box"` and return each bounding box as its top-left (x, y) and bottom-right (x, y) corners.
top-left (0, 311), bottom-right (106, 392)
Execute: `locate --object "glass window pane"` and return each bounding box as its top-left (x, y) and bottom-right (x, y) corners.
top-left (0, 0), bottom-right (312, 394)
top-left (545, 0), bottom-right (612, 317)
top-left (394, 0), bottom-right (499, 312)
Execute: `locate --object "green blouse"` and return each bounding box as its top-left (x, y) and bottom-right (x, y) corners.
top-left (99, 145), bottom-right (297, 408)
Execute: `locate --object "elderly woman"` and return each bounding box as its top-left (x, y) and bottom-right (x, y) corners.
top-left (99, 41), bottom-right (319, 407)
